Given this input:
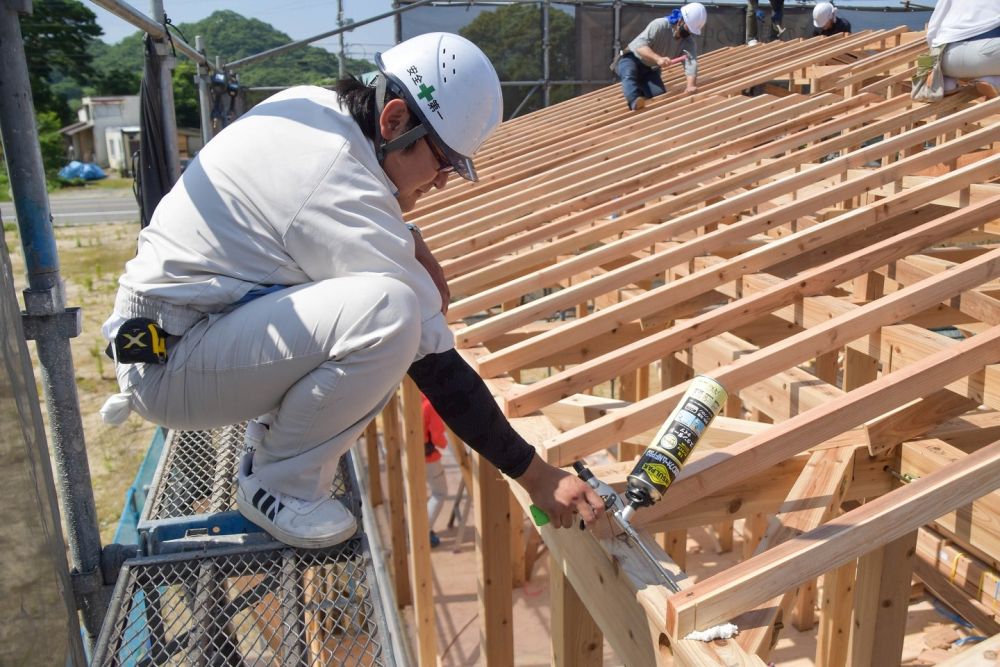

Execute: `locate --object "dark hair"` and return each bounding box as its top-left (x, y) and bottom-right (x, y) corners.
top-left (335, 75), bottom-right (419, 147)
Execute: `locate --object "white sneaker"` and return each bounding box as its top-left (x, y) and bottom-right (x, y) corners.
top-left (236, 453), bottom-right (357, 549)
top-left (244, 419), bottom-right (268, 453)
top-left (747, 39), bottom-right (759, 46)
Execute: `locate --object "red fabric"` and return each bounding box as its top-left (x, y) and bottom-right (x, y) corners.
top-left (422, 394), bottom-right (447, 462)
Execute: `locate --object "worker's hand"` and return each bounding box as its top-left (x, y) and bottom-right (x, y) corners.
top-left (410, 227), bottom-right (451, 315)
top-left (655, 55), bottom-right (672, 68)
top-left (517, 455), bottom-right (605, 529)
top-left (685, 83), bottom-right (698, 94)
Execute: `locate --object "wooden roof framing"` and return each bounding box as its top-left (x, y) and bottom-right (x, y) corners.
top-left (396, 27), bottom-right (1000, 666)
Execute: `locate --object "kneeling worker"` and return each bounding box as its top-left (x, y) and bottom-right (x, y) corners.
top-left (101, 32), bottom-right (604, 549)
top-left (813, 2), bottom-right (851, 37)
top-left (615, 3), bottom-right (707, 111)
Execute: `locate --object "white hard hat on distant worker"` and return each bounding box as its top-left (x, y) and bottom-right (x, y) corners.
top-left (681, 2), bottom-right (708, 35)
top-left (813, 2), bottom-right (837, 28)
top-left (375, 32), bottom-right (502, 182)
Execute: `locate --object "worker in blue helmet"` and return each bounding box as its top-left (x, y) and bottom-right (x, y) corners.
top-left (614, 3), bottom-right (706, 111)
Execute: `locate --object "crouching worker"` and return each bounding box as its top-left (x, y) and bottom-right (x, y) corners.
top-left (615, 3), bottom-right (706, 110)
top-left (100, 32), bottom-right (604, 549)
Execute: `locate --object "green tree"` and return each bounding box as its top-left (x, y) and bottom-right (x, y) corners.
top-left (91, 10), bottom-right (375, 93)
top-left (19, 0), bottom-right (102, 124)
top-left (172, 60), bottom-right (200, 129)
top-left (460, 4), bottom-right (576, 119)
top-left (36, 111), bottom-right (67, 179)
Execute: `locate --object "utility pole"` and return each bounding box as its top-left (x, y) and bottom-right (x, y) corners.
top-left (338, 0), bottom-right (346, 79)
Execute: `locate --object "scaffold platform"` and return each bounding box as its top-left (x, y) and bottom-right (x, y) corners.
top-left (92, 424), bottom-right (398, 666)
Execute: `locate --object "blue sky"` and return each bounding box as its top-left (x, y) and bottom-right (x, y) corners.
top-left (91, 0), bottom-right (398, 62)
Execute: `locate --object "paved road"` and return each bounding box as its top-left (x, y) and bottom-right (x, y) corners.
top-left (1, 188), bottom-right (139, 227)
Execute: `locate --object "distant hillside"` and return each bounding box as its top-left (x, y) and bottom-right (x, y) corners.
top-left (90, 10), bottom-right (375, 88)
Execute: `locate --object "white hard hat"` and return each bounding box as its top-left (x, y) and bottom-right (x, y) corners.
top-left (376, 32), bottom-right (502, 182)
top-left (681, 3), bottom-right (708, 36)
top-left (813, 2), bottom-right (836, 28)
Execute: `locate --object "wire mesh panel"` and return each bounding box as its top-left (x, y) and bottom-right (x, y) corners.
top-left (93, 538), bottom-right (390, 666)
top-left (142, 424), bottom-right (356, 523)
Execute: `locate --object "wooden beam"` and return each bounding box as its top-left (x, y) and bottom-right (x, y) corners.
top-left (447, 92), bottom-right (916, 303)
top-left (453, 91), bottom-right (985, 320)
top-left (507, 195), bottom-right (1000, 417)
top-left (645, 325), bottom-right (1000, 526)
top-left (503, 413), bottom-right (763, 666)
top-left (936, 632), bottom-right (1000, 666)
top-left (863, 388), bottom-right (981, 455)
top-left (735, 446), bottom-right (855, 655)
top-left (541, 250), bottom-right (1000, 467)
top-left (665, 438), bottom-right (1000, 638)
top-left (468, 121), bottom-right (1000, 365)
top-left (901, 439), bottom-right (1000, 572)
top-left (914, 557), bottom-right (1000, 636)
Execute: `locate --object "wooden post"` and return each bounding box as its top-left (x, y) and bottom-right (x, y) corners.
top-left (659, 530), bottom-right (687, 570)
top-left (473, 450), bottom-right (515, 665)
top-left (816, 559), bottom-right (856, 667)
top-left (551, 563), bottom-right (603, 667)
top-left (401, 378), bottom-right (438, 665)
top-left (620, 368), bottom-right (643, 460)
top-left (843, 348), bottom-right (879, 390)
top-left (742, 513), bottom-right (769, 560)
top-left (381, 393), bottom-right (412, 607)
top-left (364, 418), bottom-right (383, 506)
top-left (510, 490), bottom-right (526, 587)
top-left (850, 531), bottom-right (918, 667)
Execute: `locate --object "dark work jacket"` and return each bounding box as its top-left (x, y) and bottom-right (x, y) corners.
top-left (814, 16), bottom-right (852, 37)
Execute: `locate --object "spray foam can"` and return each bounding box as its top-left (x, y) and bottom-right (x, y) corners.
top-left (624, 375), bottom-right (728, 510)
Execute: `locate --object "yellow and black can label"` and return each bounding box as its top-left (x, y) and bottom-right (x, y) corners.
top-left (625, 376), bottom-right (728, 505)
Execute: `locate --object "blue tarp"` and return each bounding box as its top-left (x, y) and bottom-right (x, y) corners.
top-left (58, 160), bottom-right (106, 180)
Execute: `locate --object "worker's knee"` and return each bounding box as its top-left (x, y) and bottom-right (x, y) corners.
top-left (341, 275), bottom-right (421, 352)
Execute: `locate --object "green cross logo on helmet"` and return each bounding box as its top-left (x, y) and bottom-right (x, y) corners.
top-left (376, 33), bottom-right (503, 182)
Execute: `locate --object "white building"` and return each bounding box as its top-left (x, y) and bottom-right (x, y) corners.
top-left (60, 95), bottom-right (141, 168)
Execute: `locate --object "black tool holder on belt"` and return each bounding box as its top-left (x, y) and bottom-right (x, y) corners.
top-left (105, 317), bottom-right (169, 364)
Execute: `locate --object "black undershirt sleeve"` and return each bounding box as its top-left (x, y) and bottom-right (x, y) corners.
top-left (407, 348), bottom-right (536, 478)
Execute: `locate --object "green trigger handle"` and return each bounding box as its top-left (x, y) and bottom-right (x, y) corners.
top-left (529, 505), bottom-right (550, 526)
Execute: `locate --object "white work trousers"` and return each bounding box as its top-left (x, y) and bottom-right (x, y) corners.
top-left (118, 276), bottom-right (421, 501)
top-left (426, 458), bottom-right (448, 529)
top-left (942, 37), bottom-right (1000, 86)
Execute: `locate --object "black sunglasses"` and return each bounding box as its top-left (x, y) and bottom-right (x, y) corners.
top-left (426, 137), bottom-right (454, 174)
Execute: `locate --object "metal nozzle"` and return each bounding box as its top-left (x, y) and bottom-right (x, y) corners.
top-left (610, 509), bottom-right (681, 594)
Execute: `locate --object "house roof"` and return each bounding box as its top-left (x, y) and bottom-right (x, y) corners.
top-left (59, 120), bottom-right (93, 136)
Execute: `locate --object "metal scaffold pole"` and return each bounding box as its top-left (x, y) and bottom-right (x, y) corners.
top-left (150, 0), bottom-right (181, 182)
top-left (0, 0), bottom-right (108, 651)
top-left (542, 0), bottom-right (551, 107)
top-left (195, 35), bottom-right (214, 145)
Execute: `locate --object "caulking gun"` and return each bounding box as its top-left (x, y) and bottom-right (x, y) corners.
top-left (531, 376), bottom-right (728, 594)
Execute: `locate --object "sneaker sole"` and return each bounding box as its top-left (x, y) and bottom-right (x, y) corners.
top-left (238, 499), bottom-right (358, 549)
